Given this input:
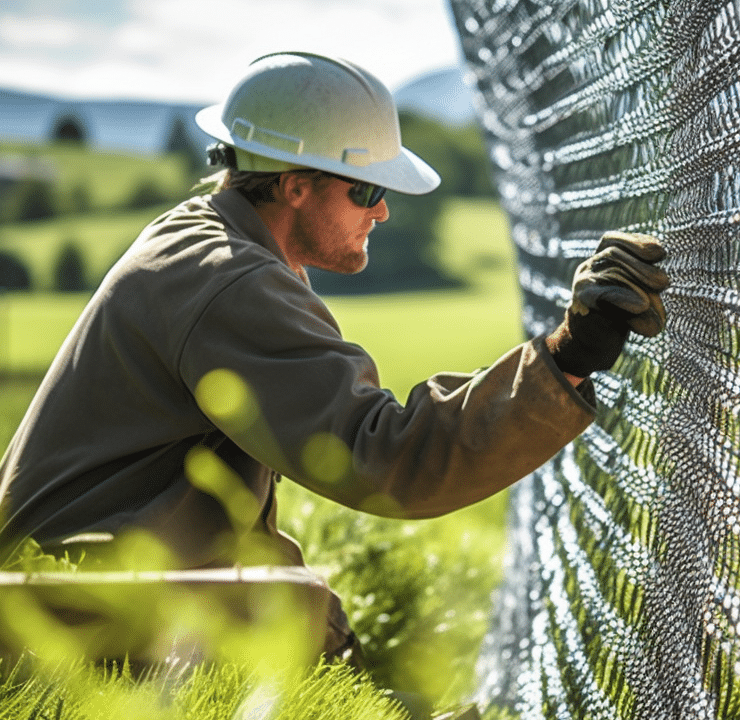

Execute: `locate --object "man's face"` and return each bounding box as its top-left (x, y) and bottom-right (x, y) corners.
top-left (290, 174), bottom-right (390, 274)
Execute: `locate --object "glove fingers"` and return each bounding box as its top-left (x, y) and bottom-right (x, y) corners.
top-left (576, 282), bottom-right (650, 316)
top-left (626, 292), bottom-right (666, 337)
top-left (591, 246), bottom-right (671, 292)
top-left (597, 231), bottom-right (667, 264)
top-left (573, 276), bottom-right (666, 336)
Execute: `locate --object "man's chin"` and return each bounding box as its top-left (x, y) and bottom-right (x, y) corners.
top-left (311, 252), bottom-right (368, 275)
top-left (348, 253), bottom-right (369, 274)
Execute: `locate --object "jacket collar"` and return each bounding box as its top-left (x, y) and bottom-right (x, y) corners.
top-left (208, 188), bottom-right (312, 287)
top-left (208, 188), bottom-right (289, 267)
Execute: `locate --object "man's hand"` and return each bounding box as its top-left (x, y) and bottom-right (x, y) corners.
top-left (546, 231), bottom-right (670, 379)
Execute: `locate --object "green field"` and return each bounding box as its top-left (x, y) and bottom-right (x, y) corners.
top-left (0, 207), bottom-right (170, 290)
top-left (0, 141), bottom-right (191, 213)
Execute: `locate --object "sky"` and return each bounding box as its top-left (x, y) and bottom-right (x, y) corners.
top-left (0, 0), bottom-right (466, 104)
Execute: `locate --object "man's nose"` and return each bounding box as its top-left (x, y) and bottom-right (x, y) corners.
top-left (373, 198), bottom-right (390, 223)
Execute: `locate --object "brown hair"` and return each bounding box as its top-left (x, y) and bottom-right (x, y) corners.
top-left (225, 168), bottom-right (326, 206)
top-left (222, 170), bottom-right (284, 206)
top-left (195, 144), bottom-right (324, 206)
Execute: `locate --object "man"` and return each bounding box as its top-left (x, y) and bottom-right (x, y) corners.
top-left (0, 52), bottom-right (668, 673)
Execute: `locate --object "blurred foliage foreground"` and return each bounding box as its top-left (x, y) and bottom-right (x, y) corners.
top-left (0, 469), bottom-right (508, 719)
top-left (0, 327), bottom-right (512, 717)
top-left (0, 349), bottom-right (512, 717)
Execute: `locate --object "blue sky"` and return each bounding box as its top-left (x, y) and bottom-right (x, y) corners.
top-left (0, 0), bottom-right (464, 102)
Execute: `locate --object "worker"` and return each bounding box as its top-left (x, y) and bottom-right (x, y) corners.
top-left (0, 52), bottom-right (669, 694)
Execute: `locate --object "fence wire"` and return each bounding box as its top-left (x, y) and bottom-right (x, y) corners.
top-left (447, 1), bottom-right (740, 717)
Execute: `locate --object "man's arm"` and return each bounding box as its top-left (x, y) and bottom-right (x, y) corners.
top-left (179, 264), bottom-right (594, 519)
top-left (179, 232), bottom-right (668, 520)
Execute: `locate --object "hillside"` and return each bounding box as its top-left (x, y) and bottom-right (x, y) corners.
top-left (0, 67), bottom-right (475, 155)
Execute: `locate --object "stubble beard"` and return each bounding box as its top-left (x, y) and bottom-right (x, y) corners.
top-left (295, 218), bottom-right (370, 274)
top-left (318, 246), bottom-right (368, 274)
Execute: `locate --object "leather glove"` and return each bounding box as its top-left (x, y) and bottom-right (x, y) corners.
top-left (545, 231), bottom-right (670, 378)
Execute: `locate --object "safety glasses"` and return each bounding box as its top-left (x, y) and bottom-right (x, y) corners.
top-left (322, 172), bottom-right (387, 208)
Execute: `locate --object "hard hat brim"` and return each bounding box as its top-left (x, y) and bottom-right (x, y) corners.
top-left (195, 103), bottom-right (441, 196)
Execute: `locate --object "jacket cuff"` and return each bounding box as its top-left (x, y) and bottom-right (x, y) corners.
top-left (532, 334), bottom-right (597, 415)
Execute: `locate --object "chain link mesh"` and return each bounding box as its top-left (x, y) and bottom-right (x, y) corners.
top-left (447, 1), bottom-right (740, 717)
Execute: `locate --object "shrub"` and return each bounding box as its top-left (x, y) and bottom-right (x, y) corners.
top-left (67, 182), bottom-right (92, 214)
top-left (126, 178), bottom-right (170, 209)
top-left (278, 484), bottom-right (502, 706)
top-left (53, 243), bottom-right (89, 292)
top-left (0, 251), bottom-right (32, 290)
top-left (1, 178), bottom-right (58, 222)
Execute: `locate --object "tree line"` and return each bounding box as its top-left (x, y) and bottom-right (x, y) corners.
top-left (0, 111), bottom-right (497, 294)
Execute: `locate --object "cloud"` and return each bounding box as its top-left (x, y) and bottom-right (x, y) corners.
top-left (0, 12), bottom-right (108, 56)
top-left (0, 15), bottom-right (77, 49)
top-left (0, 0), bottom-right (462, 102)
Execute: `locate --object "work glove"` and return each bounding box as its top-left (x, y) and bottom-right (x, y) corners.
top-left (545, 231), bottom-right (670, 378)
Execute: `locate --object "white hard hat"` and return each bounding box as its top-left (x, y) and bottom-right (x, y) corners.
top-left (195, 51), bottom-right (441, 195)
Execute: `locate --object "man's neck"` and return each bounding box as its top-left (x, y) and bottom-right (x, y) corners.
top-left (252, 202), bottom-right (304, 276)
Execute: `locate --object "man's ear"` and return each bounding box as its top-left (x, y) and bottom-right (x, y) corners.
top-left (276, 172), bottom-right (314, 209)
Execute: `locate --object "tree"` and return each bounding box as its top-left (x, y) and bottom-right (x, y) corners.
top-left (126, 178), bottom-right (169, 209)
top-left (7, 179), bottom-right (57, 222)
top-left (52, 115), bottom-right (88, 144)
top-left (165, 116), bottom-right (205, 174)
top-left (308, 188), bottom-right (461, 295)
top-left (53, 243), bottom-right (89, 292)
top-left (0, 252), bottom-right (32, 291)
top-left (398, 111), bottom-right (494, 198)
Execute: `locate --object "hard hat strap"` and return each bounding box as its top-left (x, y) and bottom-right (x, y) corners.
top-left (206, 143), bottom-right (237, 168)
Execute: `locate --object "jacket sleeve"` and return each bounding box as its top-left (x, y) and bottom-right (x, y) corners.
top-left (179, 260), bottom-right (595, 519)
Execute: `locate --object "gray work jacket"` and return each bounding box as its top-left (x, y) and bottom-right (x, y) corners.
top-left (0, 189), bottom-right (595, 570)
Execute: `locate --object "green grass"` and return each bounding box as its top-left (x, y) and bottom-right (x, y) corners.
top-left (0, 293), bottom-right (88, 374)
top-left (326, 287), bottom-right (521, 401)
top-left (0, 657), bottom-right (411, 720)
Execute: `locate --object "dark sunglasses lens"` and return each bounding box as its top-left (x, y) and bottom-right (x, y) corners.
top-left (349, 182), bottom-right (386, 208)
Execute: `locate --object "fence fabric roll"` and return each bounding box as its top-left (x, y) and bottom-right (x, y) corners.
top-left (447, 1), bottom-right (740, 717)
